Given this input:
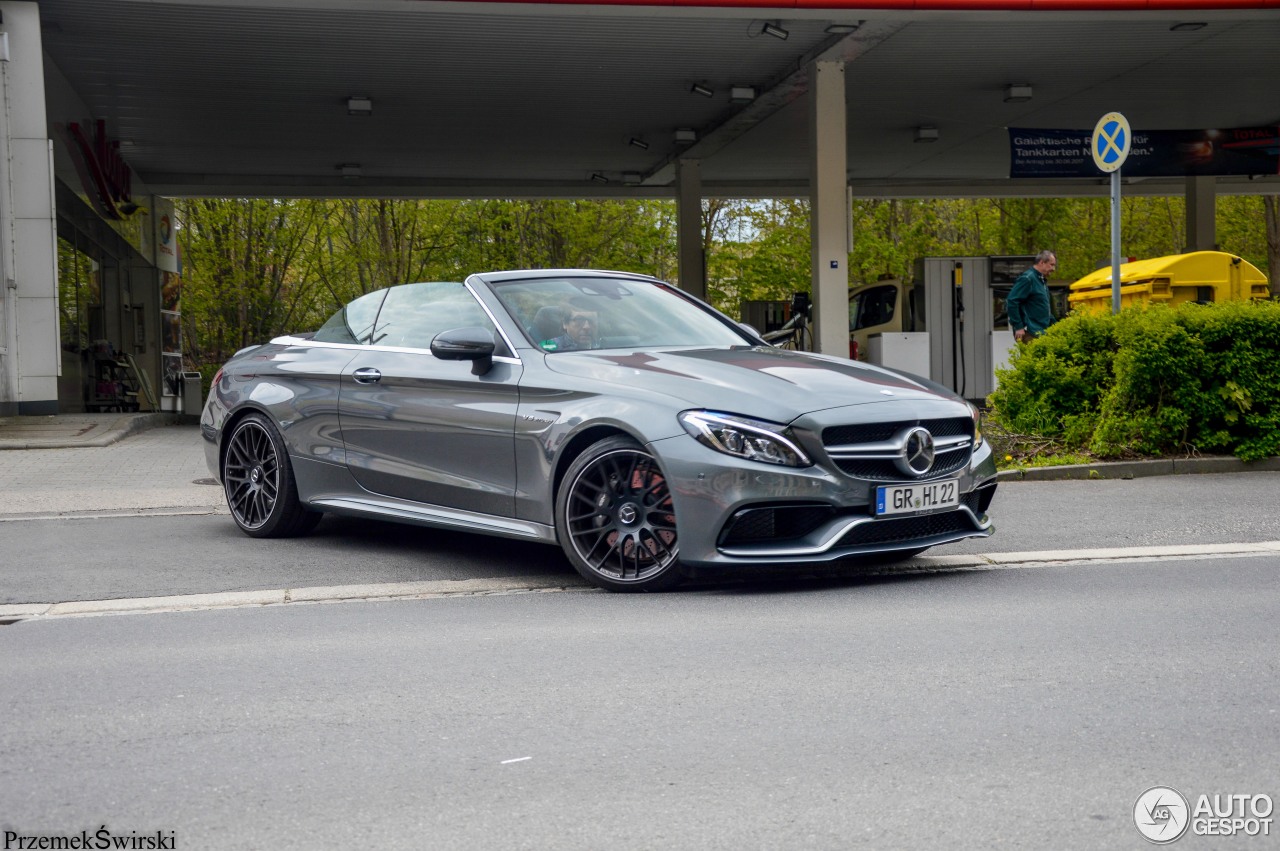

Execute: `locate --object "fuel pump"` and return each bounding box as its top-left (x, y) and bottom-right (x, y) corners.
top-left (917, 255), bottom-right (1038, 404)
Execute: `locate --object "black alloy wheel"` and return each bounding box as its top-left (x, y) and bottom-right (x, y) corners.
top-left (556, 436), bottom-right (683, 592)
top-left (222, 412), bottom-right (321, 538)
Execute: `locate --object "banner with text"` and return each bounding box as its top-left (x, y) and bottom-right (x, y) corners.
top-left (1009, 127), bottom-right (1279, 178)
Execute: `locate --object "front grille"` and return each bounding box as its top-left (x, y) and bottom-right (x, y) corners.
top-left (835, 452), bottom-right (970, 481)
top-left (823, 416), bottom-right (975, 482)
top-left (836, 510), bottom-right (979, 548)
top-left (719, 504), bottom-right (834, 547)
top-left (822, 417), bottom-right (972, 447)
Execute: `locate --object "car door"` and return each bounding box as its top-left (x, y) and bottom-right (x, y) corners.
top-left (337, 282), bottom-right (522, 517)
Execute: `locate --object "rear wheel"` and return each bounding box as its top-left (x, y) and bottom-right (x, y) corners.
top-left (556, 436), bottom-right (683, 592)
top-left (222, 412), bottom-right (321, 538)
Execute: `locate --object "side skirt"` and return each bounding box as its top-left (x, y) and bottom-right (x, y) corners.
top-left (291, 454), bottom-right (556, 544)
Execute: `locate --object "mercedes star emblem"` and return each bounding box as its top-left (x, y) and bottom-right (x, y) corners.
top-left (895, 426), bottom-right (936, 477)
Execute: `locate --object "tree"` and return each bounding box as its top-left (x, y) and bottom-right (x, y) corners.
top-left (1266, 196), bottom-right (1280, 298)
top-left (178, 198), bottom-right (322, 365)
top-left (175, 192), bottom-right (1280, 377)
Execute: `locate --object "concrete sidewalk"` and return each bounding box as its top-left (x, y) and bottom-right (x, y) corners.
top-left (0, 416), bottom-right (225, 518)
top-left (0, 412), bottom-right (185, 449)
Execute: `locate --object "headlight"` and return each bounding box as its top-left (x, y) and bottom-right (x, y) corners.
top-left (679, 411), bottom-right (812, 468)
top-left (969, 402), bottom-right (984, 446)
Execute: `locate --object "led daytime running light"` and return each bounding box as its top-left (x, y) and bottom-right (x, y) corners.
top-left (679, 411), bottom-right (811, 468)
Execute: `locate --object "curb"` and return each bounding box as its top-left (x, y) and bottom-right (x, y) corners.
top-left (997, 455), bottom-right (1280, 481)
top-left (0, 575), bottom-right (592, 620)
top-left (5, 541), bottom-right (1279, 621)
top-left (0, 413), bottom-right (194, 450)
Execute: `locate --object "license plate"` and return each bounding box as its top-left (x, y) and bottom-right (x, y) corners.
top-left (875, 478), bottom-right (961, 516)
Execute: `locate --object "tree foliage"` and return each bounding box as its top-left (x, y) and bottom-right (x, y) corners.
top-left (176, 194), bottom-right (1278, 376)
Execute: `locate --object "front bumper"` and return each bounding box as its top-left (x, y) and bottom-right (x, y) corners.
top-left (652, 429), bottom-right (997, 571)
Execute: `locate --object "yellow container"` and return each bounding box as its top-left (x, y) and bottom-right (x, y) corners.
top-left (1068, 251), bottom-right (1270, 313)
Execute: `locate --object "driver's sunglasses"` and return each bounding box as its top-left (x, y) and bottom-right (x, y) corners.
top-left (568, 315), bottom-right (595, 325)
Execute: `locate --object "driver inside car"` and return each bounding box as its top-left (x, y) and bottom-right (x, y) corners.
top-left (543, 304), bottom-right (599, 351)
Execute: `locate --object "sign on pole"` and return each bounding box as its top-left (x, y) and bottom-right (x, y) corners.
top-left (1093, 112), bottom-right (1131, 313)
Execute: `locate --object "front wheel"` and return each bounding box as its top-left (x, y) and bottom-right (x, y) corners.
top-left (222, 412), bottom-right (322, 538)
top-left (556, 436), bottom-right (684, 592)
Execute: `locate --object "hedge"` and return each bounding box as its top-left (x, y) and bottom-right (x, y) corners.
top-left (988, 300), bottom-right (1280, 461)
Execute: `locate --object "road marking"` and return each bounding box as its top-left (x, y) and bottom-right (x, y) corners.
top-left (2, 541), bottom-right (1278, 622)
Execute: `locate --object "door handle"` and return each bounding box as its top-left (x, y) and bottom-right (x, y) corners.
top-left (352, 367), bottom-right (382, 384)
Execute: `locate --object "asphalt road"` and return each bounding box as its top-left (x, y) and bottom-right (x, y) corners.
top-left (2, 555), bottom-right (1277, 850)
top-left (3, 471), bottom-right (1280, 604)
top-left (3, 435), bottom-right (1278, 848)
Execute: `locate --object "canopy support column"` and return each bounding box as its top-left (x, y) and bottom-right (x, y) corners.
top-left (0, 1), bottom-right (59, 414)
top-left (809, 60), bottom-right (849, 357)
top-left (1186, 176), bottom-right (1216, 252)
top-left (676, 158), bottom-right (705, 300)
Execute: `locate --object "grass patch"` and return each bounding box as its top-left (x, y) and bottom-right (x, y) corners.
top-left (984, 417), bottom-right (1149, 471)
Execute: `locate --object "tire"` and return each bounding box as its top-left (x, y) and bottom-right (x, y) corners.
top-left (221, 412), bottom-right (321, 538)
top-left (556, 436), bottom-right (684, 592)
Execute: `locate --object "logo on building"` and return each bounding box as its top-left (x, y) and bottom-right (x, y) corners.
top-left (58, 118), bottom-right (137, 220)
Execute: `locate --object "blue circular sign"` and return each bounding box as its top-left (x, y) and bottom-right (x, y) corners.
top-left (1092, 112), bottom-right (1131, 173)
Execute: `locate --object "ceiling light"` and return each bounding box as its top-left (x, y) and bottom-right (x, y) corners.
top-left (730, 86), bottom-right (757, 104)
top-left (1170, 22), bottom-right (1207, 31)
top-left (674, 128), bottom-right (697, 145)
top-left (346, 96), bottom-right (373, 116)
top-left (762, 22), bottom-right (789, 41)
top-left (628, 137), bottom-right (650, 150)
top-left (825, 23), bottom-right (862, 34)
top-left (591, 172), bottom-right (609, 184)
top-left (337, 163), bottom-right (362, 178)
top-left (914, 126), bottom-right (939, 144)
top-left (689, 83), bottom-right (714, 98)
top-left (1003, 84), bottom-right (1033, 104)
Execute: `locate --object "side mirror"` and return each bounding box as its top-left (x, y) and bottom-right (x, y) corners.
top-left (431, 327), bottom-right (497, 375)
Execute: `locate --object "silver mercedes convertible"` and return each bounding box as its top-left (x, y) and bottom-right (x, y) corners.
top-left (202, 269), bottom-right (997, 591)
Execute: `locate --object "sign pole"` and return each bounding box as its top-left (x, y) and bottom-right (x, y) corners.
top-left (1092, 111), bottom-right (1131, 315)
top-left (1111, 169), bottom-right (1122, 314)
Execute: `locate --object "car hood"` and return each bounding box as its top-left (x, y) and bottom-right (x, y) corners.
top-left (541, 346), bottom-right (959, 421)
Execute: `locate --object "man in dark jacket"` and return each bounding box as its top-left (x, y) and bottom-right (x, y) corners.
top-left (1007, 250), bottom-right (1057, 343)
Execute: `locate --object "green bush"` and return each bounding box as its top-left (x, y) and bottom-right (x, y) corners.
top-left (989, 300), bottom-right (1280, 461)
top-left (988, 310), bottom-right (1118, 439)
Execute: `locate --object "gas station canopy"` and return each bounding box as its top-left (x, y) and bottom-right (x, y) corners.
top-left (32, 0), bottom-right (1280, 199)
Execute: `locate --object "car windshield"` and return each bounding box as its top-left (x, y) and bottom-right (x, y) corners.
top-left (488, 276), bottom-right (751, 352)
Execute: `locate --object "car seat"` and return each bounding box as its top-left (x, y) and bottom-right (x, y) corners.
top-left (530, 305), bottom-right (565, 343)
